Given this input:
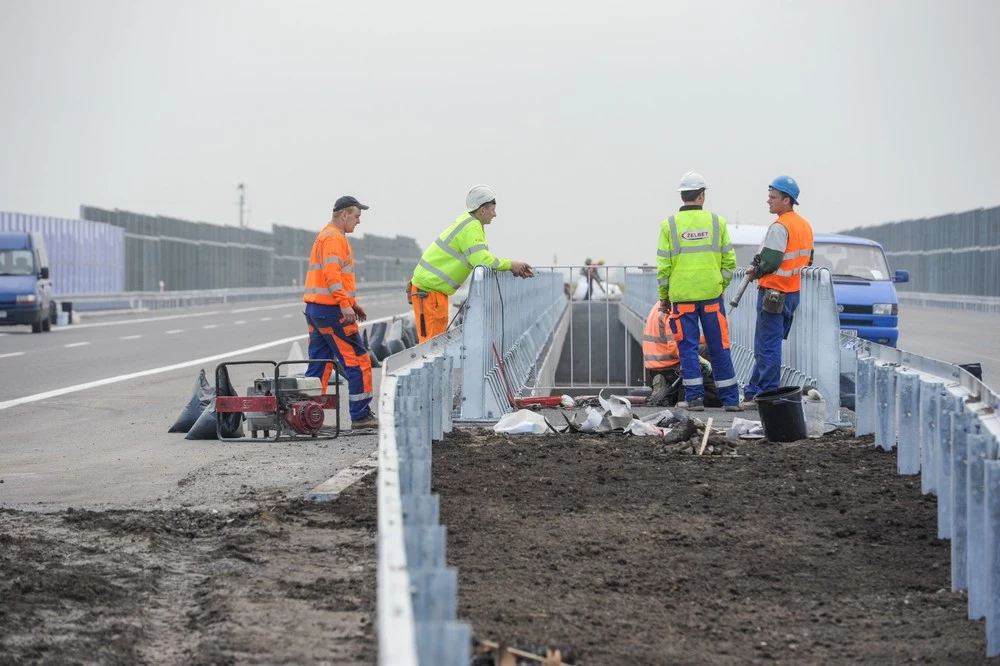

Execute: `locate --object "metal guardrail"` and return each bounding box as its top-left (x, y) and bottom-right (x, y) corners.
top-left (623, 268), bottom-right (844, 424)
top-left (58, 282), bottom-right (402, 312)
top-left (377, 330), bottom-right (470, 666)
top-left (896, 292), bottom-right (1000, 313)
top-left (458, 267), bottom-right (567, 421)
top-left (853, 340), bottom-right (1000, 658)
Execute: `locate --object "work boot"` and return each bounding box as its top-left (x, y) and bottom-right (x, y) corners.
top-left (676, 397), bottom-right (704, 411)
top-left (740, 399), bottom-right (758, 410)
top-left (649, 374), bottom-right (668, 406)
top-left (351, 412), bottom-right (379, 430)
top-left (724, 404), bottom-right (744, 412)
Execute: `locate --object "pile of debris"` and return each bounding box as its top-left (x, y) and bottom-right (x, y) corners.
top-left (492, 391), bottom-right (763, 456)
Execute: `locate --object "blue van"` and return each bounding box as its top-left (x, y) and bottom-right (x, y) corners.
top-left (0, 231), bottom-right (56, 333)
top-left (730, 226), bottom-right (909, 347)
top-left (811, 233), bottom-right (909, 346)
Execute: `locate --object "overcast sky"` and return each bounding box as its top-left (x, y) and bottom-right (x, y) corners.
top-left (1, 0), bottom-right (998, 266)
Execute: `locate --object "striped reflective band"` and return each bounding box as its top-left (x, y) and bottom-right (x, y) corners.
top-left (322, 256), bottom-right (343, 267)
top-left (464, 243), bottom-right (489, 256)
top-left (783, 248), bottom-right (812, 260)
top-left (715, 377), bottom-right (739, 388)
top-left (667, 214), bottom-right (723, 256)
top-left (645, 353), bottom-right (678, 361)
top-left (683, 376), bottom-right (704, 386)
top-left (434, 238), bottom-right (473, 268)
top-left (775, 267), bottom-right (803, 277)
top-left (418, 259), bottom-right (461, 290)
top-left (721, 269), bottom-right (733, 279)
top-left (349, 391), bottom-right (373, 401)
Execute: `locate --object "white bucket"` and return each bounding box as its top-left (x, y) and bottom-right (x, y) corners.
top-left (56, 311), bottom-right (69, 326)
top-left (802, 396), bottom-right (826, 438)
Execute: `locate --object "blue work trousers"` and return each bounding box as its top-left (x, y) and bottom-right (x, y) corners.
top-left (303, 303), bottom-right (373, 420)
top-left (667, 296), bottom-right (740, 406)
top-left (743, 288), bottom-right (801, 400)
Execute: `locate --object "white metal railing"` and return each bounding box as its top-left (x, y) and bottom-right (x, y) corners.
top-left (59, 282), bottom-right (401, 311)
top-left (377, 330), bottom-right (470, 666)
top-left (458, 267), bottom-right (567, 420)
top-left (853, 340), bottom-right (1000, 658)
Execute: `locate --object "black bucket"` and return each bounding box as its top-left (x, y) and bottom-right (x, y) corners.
top-left (755, 386), bottom-right (807, 442)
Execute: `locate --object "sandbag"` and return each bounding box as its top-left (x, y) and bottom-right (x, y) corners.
top-left (369, 321), bottom-right (391, 361)
top-left (399, 316), bottom-right (417, 348)
top-left (185, 366), bottom-right (245, 440)
top-left (167, 369), bottom-right (215, 433)
top-left (364, 329), bottom-right (381, 369)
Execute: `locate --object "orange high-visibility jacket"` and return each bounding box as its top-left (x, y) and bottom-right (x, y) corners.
top-left (303, 224), bottom-right (356, 308)
top-left (758, 211), bottom-right (814, 293)
top-left (642, 304), bottom-right (680, 370)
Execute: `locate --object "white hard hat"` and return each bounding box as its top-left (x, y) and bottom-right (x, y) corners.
top-left (466, 184), bottom-right (497, 212)
top-left (677, 171), bottom-right (707, 192)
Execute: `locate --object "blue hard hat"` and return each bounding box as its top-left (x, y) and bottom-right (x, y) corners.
top-left (769, 175), bottom-right (800, 203)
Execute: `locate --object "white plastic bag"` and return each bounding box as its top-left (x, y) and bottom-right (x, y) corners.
top-left (493, 410), bottom-right (555, 435)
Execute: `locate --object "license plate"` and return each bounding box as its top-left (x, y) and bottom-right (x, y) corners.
top-left (842, 329), bottom-right (858, 337)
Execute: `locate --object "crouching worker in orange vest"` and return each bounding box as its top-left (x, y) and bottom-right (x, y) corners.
top-left (408, 185), bottom-right (534, 343)
top-left (303, 196), bottom-right (376, 430)
top-left (643, 304), bottom-right (721, 408)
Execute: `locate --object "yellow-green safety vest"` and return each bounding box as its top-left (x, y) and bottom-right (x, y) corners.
top-left (656, 209), bottom-right (736, 303)
top-left (411, 212), bottom-right (512, 295)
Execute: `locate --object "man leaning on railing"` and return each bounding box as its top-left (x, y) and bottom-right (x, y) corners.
top-left (407, 185), bottom-right (533, 343)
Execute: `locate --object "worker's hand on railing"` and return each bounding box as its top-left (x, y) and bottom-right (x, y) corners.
top-left (659, 298), bottom-right (671, 313)
top-left (511, 261), bottom-right (534, 278)
top-left (353, 303), bottom-right (368, 322)
top-left (341, 306), bottom-right (358, 324)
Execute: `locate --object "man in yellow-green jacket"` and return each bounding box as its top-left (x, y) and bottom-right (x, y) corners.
top-left (409, 185), bottom-right (533, 342)
top-left (656, 171), bottom-right (742, 412)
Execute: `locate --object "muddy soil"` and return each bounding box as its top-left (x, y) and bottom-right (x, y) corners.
top-left (434, 429), bottom-right (993, 666)
top-left (0, 478), bottom-right (377, 666)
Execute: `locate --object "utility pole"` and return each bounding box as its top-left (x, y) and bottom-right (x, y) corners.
top-left (237, 183), bottom-right (246, 228)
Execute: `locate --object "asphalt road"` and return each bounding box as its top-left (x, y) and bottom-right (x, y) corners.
top-left (897, 304), bottom-right (1000, 389)
top-left (0, 287), bottom-right (410, 511)
top-left (1, 293), bottom-right (996, 512)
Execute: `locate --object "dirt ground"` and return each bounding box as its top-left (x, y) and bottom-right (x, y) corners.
top-left (0, 480), bottom-right (377, 666)
top-left (434, 428), bottom-right (994, 666)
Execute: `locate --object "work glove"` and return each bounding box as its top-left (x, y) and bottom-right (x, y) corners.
top-left (659, 298), bottom-right (671, 314)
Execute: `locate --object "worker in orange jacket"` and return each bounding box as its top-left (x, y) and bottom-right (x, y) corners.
top-left (643, 304), bottom-right (721, 407)
top-left (303, 196), bottom-right (376, 430)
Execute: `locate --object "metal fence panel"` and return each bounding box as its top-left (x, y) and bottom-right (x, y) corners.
top-left (0, 212), bottom-right (125, 294)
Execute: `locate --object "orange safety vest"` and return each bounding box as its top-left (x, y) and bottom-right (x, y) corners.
top-left (303, 224), bottom-right (356, 307)
top-left (642, 304), bottom-right (680, 370)
top-left (758, 210), bottom-right (814, 293)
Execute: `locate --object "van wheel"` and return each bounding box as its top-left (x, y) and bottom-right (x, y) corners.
top-left (31, 317), bottom-right (42, 333)
top-left (42, 313), bottom-right (52, 332)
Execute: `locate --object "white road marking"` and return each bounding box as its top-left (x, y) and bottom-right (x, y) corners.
top-left (282, 313), bottom-right (293, 318)
top-left (0, 351), bottom-right (25, 359)
top-left (260, 317), bottom-right (272, 322)
top-left (52, 310), bottom-right (222, 331)
top-left (0, 312), bottom-right (402, 412)
top-left (0, 334), bottom-right (309, 411)
top-left (165, 329), bottom-right (183, 334)
top-left (120, 334), bottom-right (143, 340)
top-left (234, 320), bottom-right (247, 325)
top-left (203, 324), bottom-right (218, 329)
top-left (230, 302), bottom-right (304, 314)
top-left (65, 342), bottom-right (90, 348)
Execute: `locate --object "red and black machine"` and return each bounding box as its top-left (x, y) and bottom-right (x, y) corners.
top-left (213, 359), bottom-right (340, 441)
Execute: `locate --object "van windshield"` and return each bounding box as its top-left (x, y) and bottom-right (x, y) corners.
top-left (813, 242), bottom-right (892, 281)
top-left (0, 249), bottom-right (36, 276)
